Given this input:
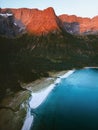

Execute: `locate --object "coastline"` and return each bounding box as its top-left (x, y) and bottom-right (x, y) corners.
top-left (29, 70), bottom-right (75, 109)
top-left (22, 70), bottom-right (75, 130)
top-left (0, 70), bottom-right (68, 130)
top-left (21, 70), bottom-right (68, 92)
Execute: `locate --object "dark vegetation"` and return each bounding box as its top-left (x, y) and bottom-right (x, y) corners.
top-left (0, 31), bottom-right (98, 99)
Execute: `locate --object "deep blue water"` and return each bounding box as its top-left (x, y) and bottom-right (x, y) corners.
top-left (30, 68), bottom-right (98, 130)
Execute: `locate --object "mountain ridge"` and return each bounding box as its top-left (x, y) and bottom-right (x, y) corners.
top-left (1, 7), bottom-right (98, 103)
top-left (1, 7), bottom-right (98, 36)
top-left (59, 14), bottom-right (98, 34)
top-left (1, 7), bottom-right (61, 35)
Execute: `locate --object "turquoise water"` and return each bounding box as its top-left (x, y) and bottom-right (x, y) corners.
top-left (30, 68), bottom-right (98, 130)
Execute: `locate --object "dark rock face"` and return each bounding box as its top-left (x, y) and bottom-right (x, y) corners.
top-left (0, 14), bottom-right (15, 37)
top-left (63, 22), bottom-right (80, 34)
top-left (0, 11), bottom-right (26, 37)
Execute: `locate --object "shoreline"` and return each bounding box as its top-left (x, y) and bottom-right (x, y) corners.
top-left (21, 70), bottom-right (68, 92)
top-left (22, 70), bottom-right (75, 130)
top-left (0, 70), bottom-right (68, 130)
top-left (29, 70), bottom-right (75, 109)
top-left (0, 67), bottom-right (98, 130)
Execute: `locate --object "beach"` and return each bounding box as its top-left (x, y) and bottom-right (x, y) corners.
top-left (0, 70), bottom-right (68, 130)
top-left (22, 70), bottom-right (75, 130)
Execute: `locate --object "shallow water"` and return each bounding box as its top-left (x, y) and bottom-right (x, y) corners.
top-left (30, 68), bottom-right (98, 130)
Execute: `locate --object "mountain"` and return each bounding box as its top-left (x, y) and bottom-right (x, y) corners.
top-left (10, 7), bottom-right (62, 35)
top-left (59, 14), bottom-right (98, 34)
top-left (1, 7), bottom-right (62, 36)
top-left (0, 13), bottom-right (25, 37)
top-left (1, 7), bottom-right (98, 36)
top-left (1, 7), bottom-right (98, 99)
top-left (1, 7), bottom-right (98, 130)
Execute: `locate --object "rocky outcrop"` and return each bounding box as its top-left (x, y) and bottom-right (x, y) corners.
top-left (0, 12), bottom-right (26, 37)
top-left (1, 7), bottom-right (98, 36)
top-left (0, 14), bottom-right (18, 37)
top-left (59, 14), bottom-right (98, 34)
top-left (2, 7), bottom-right (61, 35)
top-left (1, 7), bottom-right (62, 35)
top-left (10, 8), bottom-right (98, 35)
top-left (26, 7), bottom-right (61, 35)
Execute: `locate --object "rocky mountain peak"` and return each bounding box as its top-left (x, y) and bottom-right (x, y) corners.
top-left (59, 14), bottom-right (98, 34)
top-left (5, 7), bottom-right (60, 35)
top-left (1, 7), bottom-right (98, 36)
top-left (26, 7), bottom-right (61, 35)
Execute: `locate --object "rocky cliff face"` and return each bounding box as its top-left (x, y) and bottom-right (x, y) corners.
top-left (0, 11), bottom-right (26, 37)
top-left (0, 14), bottom-right (19, 37)
top-left (1, 7), bottom-right (62, 35)
top-left (9, 7), bottom-right (61, 35)
top-left (1, 7), bottom-right (98, 36)
top-left (59, 14), bottom-right (98, 34)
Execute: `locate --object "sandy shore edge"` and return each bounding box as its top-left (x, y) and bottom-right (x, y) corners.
top-left (29, 70), bottom-right (75, 109)
top-left (0, 70), bottom-right (68, 130)
top-left (22, 70), bottom-right (68, 92)
top-left (22, 70), bottom-right (75, 130)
